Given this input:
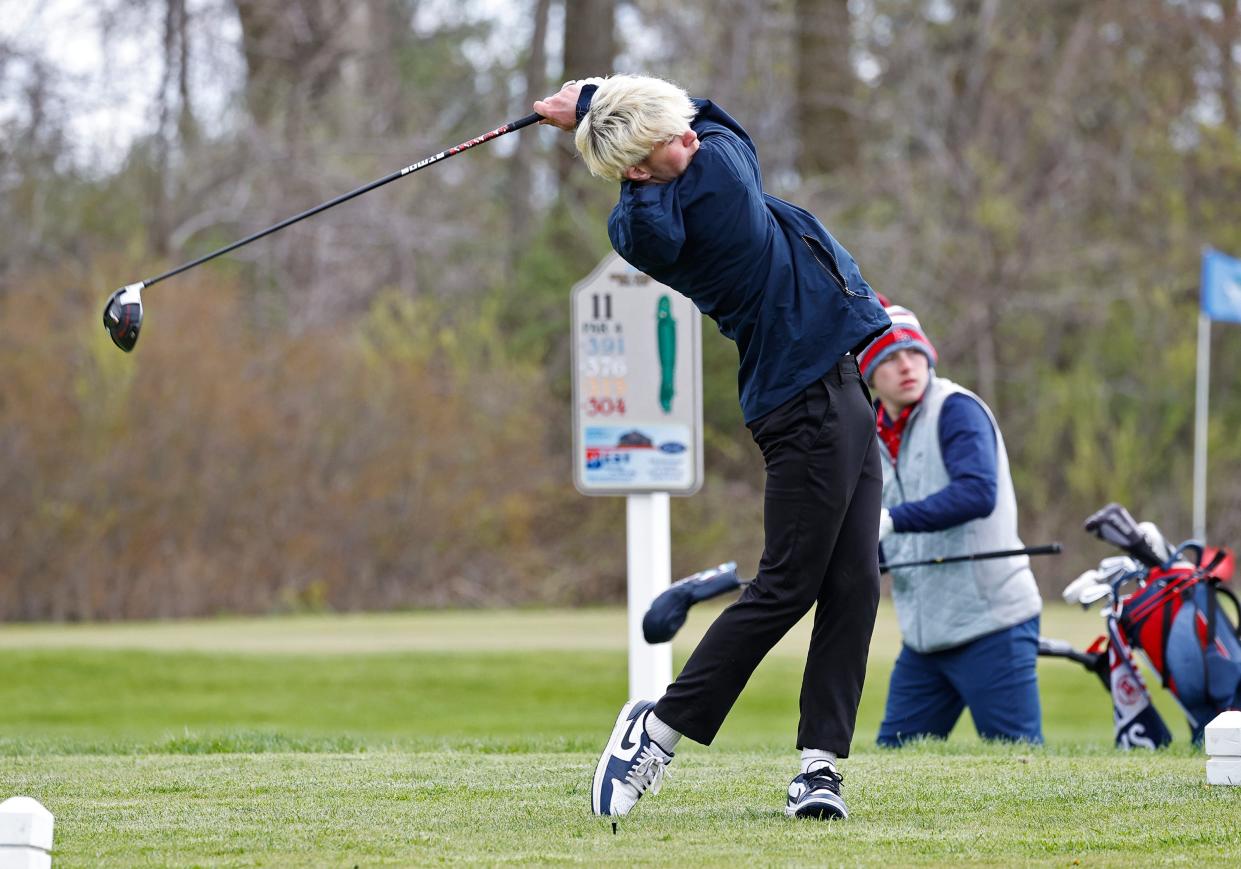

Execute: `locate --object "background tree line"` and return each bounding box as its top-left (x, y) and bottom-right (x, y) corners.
top-left (2, 0), bottom-right (1240, 620)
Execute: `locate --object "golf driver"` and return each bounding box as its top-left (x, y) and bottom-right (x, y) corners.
top-left (101, 111), bottom-right (544, 352)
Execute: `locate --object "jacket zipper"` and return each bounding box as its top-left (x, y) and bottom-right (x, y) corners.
top-left (800, 234), bottom-right (861, 297)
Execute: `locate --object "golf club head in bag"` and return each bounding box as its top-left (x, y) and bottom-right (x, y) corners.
top-left (102, 283), bottom-right (144, 352)
top-left (1062, 570), bottom-right (1104, 606)
top-left (1061, 570), bottom-right (1114, 608)
top-left (642, 561), bottom-right (741, 644)
top-left (1136, 521), bottom-right (1173, 563)
top-left (1097, 555), bottom-right (1140, 586)
top-left (1084, 503), bottom-right (1164, 567)
top-left (1079, 583), bottom-right (1113, 606)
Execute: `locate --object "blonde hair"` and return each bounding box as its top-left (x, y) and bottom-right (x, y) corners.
top-left (574, 75), bottom-right (696, 182)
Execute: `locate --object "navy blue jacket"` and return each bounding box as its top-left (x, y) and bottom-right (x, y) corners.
top-left (588, 96), bottom-right (890, 422)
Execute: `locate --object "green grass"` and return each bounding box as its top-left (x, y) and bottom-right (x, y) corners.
top-left (0, 603), bottom-right (1237, 866)
top-left (4, 749), bottom-right (1235, 867)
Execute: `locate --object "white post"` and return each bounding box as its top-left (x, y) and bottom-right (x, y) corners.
top-left (626, 492), bottom-right (673, 701)
top-left (1193, 311), bottom-right (1210, 541)
top-left (0, 796), bottom-right (54, 869)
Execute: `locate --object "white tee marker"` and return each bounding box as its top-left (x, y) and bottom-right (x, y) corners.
top-left (0, 796), bottom-right (54, 869)
top-left (1205, 710), bottom-right (1241, 786)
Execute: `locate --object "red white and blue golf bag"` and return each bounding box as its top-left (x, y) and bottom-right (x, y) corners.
top-left (1079, 504), bottom-right (1241, 746)
top-left (1117, 555), bottom-right (1241, 742)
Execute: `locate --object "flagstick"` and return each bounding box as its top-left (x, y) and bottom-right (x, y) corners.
top-left (1193, 309), bottom-right (1210, 541)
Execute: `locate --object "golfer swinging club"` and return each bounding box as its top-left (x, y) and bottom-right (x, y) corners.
top-left (535, 75), bottom-right (891, 820)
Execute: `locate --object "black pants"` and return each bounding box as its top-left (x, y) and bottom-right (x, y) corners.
top-left (652, 355), bottom-right (882, 756)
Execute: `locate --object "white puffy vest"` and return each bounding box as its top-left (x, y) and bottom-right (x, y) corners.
top-left (880, 376), bottom-right (1042, 652)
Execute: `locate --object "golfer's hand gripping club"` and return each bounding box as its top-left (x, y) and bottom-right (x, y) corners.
top-left (533, 79), bottom-right (597, 130)
top-left (101, 112), bottom-right (544, 352)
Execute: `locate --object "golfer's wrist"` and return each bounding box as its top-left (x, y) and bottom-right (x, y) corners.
top-left (575, 84), bottom-right (598, 127)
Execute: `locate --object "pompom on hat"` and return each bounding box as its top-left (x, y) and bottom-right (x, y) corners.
top-left (858, 305), bottom-right (938, 382)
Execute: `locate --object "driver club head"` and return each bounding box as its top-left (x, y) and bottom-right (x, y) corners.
top-left (102, 283), bottom-right (144, 352)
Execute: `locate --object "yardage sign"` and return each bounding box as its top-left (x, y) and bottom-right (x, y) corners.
top-left (571, 253), bottom-right (703, 496)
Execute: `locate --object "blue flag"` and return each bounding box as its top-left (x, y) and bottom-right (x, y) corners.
top-left (1202, 248), bottom-right (1241, 324)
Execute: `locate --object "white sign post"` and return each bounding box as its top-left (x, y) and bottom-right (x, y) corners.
top-left (571, 253), bottom-right (703, 700)
top-left (626, 492), bottom-right (672, 700)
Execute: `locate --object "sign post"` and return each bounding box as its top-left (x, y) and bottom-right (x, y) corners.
top-left (571, 253), bottom-right (703, 700)
top-left (626, 492), bottom-right (672, 700)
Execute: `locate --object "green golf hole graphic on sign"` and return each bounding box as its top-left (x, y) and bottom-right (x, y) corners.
top-left (657, 295), bottom-right (676, 413)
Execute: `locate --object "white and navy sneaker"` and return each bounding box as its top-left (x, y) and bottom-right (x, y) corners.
top-left (785, 762), bottom-right (848, 820)
top-left (590, 699), bottom-right (674, 817)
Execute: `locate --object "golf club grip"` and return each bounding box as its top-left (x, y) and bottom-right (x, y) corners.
top-left (506, 112), bottom-right (545, 132)
top-left (1037, 637), bottom-right (1076, 658)
top-left (879, 542), bottom-right (1062, 572)
top-left (1037, 638), bottom-right (1099, 669)
top-left (140, 113), bottom-right (545, 288)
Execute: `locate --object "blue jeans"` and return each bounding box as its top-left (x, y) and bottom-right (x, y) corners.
top-left (877, 615), bottom-right (1043, 746)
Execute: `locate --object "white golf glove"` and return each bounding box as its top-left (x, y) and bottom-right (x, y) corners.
top-left (878, 508), bottom-right (894, 542)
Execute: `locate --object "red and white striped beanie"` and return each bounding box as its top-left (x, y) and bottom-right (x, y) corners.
top-left (858, 305), bottom-right (938, 382)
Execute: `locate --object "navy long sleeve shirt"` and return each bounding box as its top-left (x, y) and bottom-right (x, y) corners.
top-left (890, 394), bottom-right (998, 532)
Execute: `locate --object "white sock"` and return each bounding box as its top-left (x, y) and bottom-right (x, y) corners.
top-left (800, 748), bottom-right (837, 774)
top-left (644, 711), bottom-right (682, 752)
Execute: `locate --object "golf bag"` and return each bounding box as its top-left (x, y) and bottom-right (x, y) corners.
top-left (1060, 503), bottom-right (1241, 745)
top-left (1116, 557), bottom-right (1241, 741)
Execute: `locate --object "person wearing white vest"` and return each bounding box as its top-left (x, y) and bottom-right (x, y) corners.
top-left (859, 305), bottom-right (1044, 745)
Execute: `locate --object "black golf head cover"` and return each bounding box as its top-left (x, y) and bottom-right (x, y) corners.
top-left (102, 284), bottom-right (144, 352)
top-left (642, 584), bottom-right (694, 644)
top-left (1084, 503), bottom-right (1163, 567)
top-left (642, 562), bottom-right (741, 643)
top-left (685, 563), bottom-right (743, 603)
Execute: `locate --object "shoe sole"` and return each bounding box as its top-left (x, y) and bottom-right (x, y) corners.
top-left (591, 699), bottom-right (642, 816)
top-left (786, 798), bottom-right (848, 820)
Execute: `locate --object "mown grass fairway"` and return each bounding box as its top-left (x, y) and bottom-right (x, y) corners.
top-left (1, 603), bottom-right (1237, 866)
